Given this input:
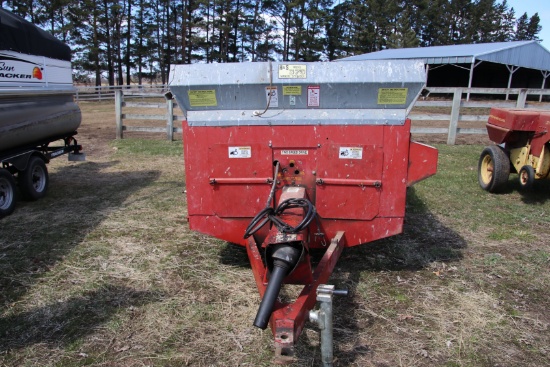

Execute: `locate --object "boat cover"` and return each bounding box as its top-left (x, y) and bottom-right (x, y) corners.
top-left (0, 9), bottom-right (71, 61)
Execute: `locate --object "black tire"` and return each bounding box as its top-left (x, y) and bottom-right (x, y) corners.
top-left (478, 145), bottom-right (510, 193)
top-left (0, 168), bottom-right (17, 218)
top-left (518, 165), bottom-right (535, 190)
top-left (19, 156), bottom-right (49, 201)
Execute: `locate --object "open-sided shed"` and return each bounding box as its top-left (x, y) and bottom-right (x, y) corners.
top-left (344, 41), bottom-right (550, 94)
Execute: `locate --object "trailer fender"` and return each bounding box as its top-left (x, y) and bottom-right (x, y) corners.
top-left (1, 151), bottom-right (46, 172)
top-left (407, 141), bottom-right (438, 187)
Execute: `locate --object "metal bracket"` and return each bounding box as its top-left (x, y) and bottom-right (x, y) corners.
top-left (309, 284), bottom-right (349, 367)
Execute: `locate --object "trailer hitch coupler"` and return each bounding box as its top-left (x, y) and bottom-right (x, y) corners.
top-left (253, 244), bottom-right (302, 329)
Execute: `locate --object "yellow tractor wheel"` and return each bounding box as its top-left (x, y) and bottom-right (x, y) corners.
top-left (478, 146), bottom-right (510, 193)
top-left (518, 165), bottom-right (535, 190)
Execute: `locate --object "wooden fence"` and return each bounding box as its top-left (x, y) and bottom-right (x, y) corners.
top-left (76, 85), bottom-right (169, 102)
top-left (410, 87), bottom-right (550, 144)
top-left (114, 90), bottom-right (184, 140)
top-left (112, 87), bottom-right (550, 144)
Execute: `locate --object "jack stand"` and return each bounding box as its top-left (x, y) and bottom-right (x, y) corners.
top-left (309, 284), bottom-right (348, 367)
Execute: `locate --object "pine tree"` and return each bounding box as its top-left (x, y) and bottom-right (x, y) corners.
top-left (387, 8), bottom-right (419, 49)
top-left (325, 0), bottom-right (354, 60)
top-left (514, 13), bottom-right (529, 40)
top-left (526, 13), bottom-right (542, 41)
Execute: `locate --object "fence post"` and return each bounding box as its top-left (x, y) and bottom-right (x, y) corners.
top-left (166, 98), bottom-right (174, 141)
top-left (447, 88), bottom-right (462, 145)
top-left (516, 89), bottom-right (527, 108)
top-left (115, 90), bottom-right (124, 139)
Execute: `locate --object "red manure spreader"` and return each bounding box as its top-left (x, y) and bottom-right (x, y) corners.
top-left (169, 60), bottom-right (437, 363)
top-left (479, 108), bottom-right (550, 192)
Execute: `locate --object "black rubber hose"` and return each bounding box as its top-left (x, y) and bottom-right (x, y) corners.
top-left (253, 262), bottom-right (288, 329)
top-left (253, 244), bottom-right (302, 329)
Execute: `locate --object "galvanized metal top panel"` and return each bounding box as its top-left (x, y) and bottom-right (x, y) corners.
top-left (343, 41), bottom-right (550, 71)
top-left (168, 60), bottom-right (426, 126)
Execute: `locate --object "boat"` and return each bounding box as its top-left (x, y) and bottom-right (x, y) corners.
top-left (0, 8), bottom-right (81, 153)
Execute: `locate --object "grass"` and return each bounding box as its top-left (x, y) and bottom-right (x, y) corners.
top-left (1, 101), bottom-right (550, 366)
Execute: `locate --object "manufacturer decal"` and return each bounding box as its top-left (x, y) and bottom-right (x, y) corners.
top-left (32, 67), bottom-right (43, 79)
top-left (281, 149), bottom-right (308, 155)
top-left (278, 64), bottom-right (307, 79)
top-left (275, 233), bottom-right (298, 243)
top-left (0, 54), bottom-right (43, 80)
top-left (50, 149), bottom-right (65, 158)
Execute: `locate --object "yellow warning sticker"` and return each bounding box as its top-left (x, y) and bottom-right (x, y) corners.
top-left (188, 90), bottom-right (217, 107)
top-left (283, 86), bottom-right (302, 95)
top-left (377, 88), bottom-right (408, 105)
top-left (278, 64), bottom-right (307, 79)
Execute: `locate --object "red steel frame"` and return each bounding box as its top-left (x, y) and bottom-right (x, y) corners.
top-left (181, 117), bottom-right (437, 361)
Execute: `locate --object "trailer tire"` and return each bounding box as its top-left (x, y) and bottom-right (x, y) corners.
top-left (19, 156), bottom-right (49, 201)
top-left (518, 165), bottom-right (535, 190)
top-left (478, 146), bottom-right (510, 193)
top-left (0, 169), bottom-right (17, 218)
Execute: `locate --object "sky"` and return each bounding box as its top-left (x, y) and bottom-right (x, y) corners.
top-left (506, 0), bottom-right (550, 50)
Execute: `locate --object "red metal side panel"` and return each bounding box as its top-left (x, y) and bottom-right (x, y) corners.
top-left (183, 120), bottom-right (435, 249)
top-left (315, 142), bottom-right (383, 220)
top-left (407, 141), bottom-right (438, 187)
top-left (486, 123), bottom-right (512, 145)
top-left (488, 108), bottom-right (540, 132)
top-left (184, 123), bottom-right (274, 217)
top-left (377, 121), bottom-right (410, 219)
top-left (530, 112), bottom-right (550, 157)
top-left (207, 143), bottom-right (273, 217)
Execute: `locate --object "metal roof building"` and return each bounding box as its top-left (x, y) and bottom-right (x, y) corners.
top-left (344, 41), bottom-right (550, 97)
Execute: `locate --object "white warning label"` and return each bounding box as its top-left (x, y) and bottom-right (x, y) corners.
top-left (339, 147), bottom-right (363, 159)
top-left (228, 146), bottom-right (252, 158)
top-left (307, 85), bottom-right (320, 107)
top-left (265, 86), bottom-right (279, 108)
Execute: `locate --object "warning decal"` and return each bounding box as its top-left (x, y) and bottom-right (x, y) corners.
top-left (283, 86), bottom-right (302, 95)
top-left (188, 90), bottom-right (217, 107)
top-left (307, 85), bottom-right (320, 107)
top-left (228, 146), bottom-right (252, 158)
top-left (265, 86), bottom-right (279, 107)
top-left (377, 88), bottom-right (408, 105)
top-left (339, 147), bottom-right (363, 159)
